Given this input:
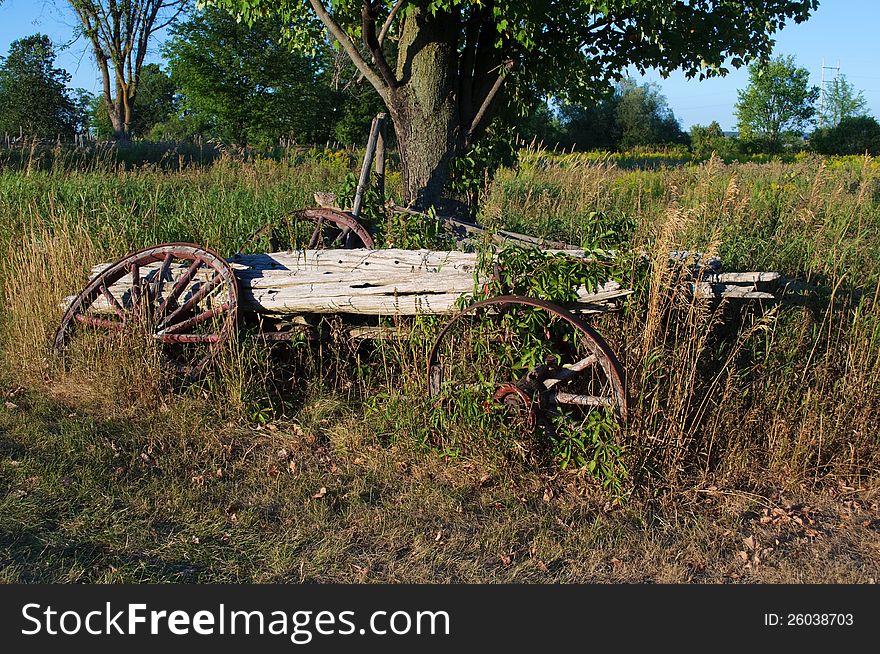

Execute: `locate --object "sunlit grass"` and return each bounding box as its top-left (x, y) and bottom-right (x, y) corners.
top-left (0, 150), bottom-right (878, 582)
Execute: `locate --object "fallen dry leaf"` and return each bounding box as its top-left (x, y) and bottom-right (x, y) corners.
top-left (312, 487), bottom-right (327, 499)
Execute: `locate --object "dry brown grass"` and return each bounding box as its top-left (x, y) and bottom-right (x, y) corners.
top-left (1, 154), bottom-right (878, 582)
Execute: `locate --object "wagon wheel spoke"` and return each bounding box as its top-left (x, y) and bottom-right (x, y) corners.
top-left (156, 258), bottom-right (204, 322)
top-left (332, 227), bottom-right (352, 247)
top-left (75, 313), bottom-right (124, 330)
top-left (542, 354), bottom-right (599, 390)
top-left (161, 304), bottom-right (231, 335)
top-left (307, 215), bottom-right (326, 248)
top-left (551, 392), bottom-right (616, 408)
top-left (99, 284), bottom-right (126, 321)
top-left (151, 253), bottom-right (174, 306)
top-left (293, 208), bottom-right (374, 249)
top-left (158, 271), bottom-right (223, 330)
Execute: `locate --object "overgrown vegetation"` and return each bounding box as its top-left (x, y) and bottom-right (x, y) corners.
top-left (1, 150), bottom-right (878, 582)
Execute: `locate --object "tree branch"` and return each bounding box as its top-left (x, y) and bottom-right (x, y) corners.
top-left (458, 9), bottom-right (483, 132)
top-left (153, 1), bottom-right (188, 33)
top-left (307, 0), bottom-right (389, 99)
top-left (362, 0), bottom-right (397, 88)
top-left (378, 0), bottom-right (405, 45)
top-left (467, 60), bottom-right (512, 143)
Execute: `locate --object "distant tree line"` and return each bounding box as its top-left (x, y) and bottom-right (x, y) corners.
top-left (717, 55), bottom-right (878, 157)
top-left (0, 18), bottom-right (877, 159)
top-left (532, 78), bottom-right (690, 152)
top-left (1, 8), bottom-right (385, 147)
top-left (0, 34), bottom-right (88, 139)
top-left (87, 6), bottom-right (385, 147)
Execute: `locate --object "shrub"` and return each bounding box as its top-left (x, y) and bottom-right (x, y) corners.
top-left (810, 115), bottom-right (880, 156)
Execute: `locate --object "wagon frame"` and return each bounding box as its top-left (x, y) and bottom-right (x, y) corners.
top-left (52, 114), bottom-right (787, 434)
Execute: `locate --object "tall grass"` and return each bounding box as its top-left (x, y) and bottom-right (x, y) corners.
top-left (480, 149), bottom-right (880, 490)
top-left (0, 151), bottom-right (878, 497)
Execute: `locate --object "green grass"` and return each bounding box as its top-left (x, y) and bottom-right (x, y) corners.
top-left (1, 149), bottom-right (879, 582)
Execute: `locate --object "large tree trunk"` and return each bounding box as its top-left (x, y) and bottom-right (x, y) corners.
top-left (103, 79), bottom-right (132, 141)
top-left (312, 1), bottom-right (508, 212)
top-left (107, 102), bottom-right (126, 140)
top-left (389, 5), bottom-right (462, 210)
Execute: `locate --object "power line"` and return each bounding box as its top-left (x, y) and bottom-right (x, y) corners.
top-left (819, 59), bottom-right (840, 128)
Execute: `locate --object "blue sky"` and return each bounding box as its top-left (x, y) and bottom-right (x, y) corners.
top-left (1, 0), bottom-right (878, 132)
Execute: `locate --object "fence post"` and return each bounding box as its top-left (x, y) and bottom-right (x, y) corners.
top-left (351, 113), bottom-right (384, 219)
top-left (374, 113), bottom-right (387, 206)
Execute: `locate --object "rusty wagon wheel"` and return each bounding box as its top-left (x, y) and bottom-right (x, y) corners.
top-left (427, 295), bottom-right (628, 433)
top-left (53, 243), bottom-right (238, 377)
top-left (298, 208), bottom-right (373, 249)
top-left (241, 208), bottom-right (374, 253)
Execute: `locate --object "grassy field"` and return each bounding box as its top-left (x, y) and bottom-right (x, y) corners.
top-left (1, 150), bottom-right (878, 582)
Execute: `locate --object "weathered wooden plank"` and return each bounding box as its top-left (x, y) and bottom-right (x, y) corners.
top-left (690, 282), bottom-right (776, 299)
top-left (68, 247), bottom-right (779, 318)
top-left (703, 272), bottom-right (781, 284)
top-left (73, 250), bottom-right (630, 316)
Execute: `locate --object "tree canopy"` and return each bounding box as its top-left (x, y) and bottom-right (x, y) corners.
top-left (66, 0), bottom-right (189, 139)
top-left (0, 34), bottom-right (80, 138)
top-left (207, 0), bottom-right (820, 208)
top-left (560, 79), bottom-right (685, 151)
top-left (735, 54), bottom-right (818, 152)
top-left (821, 75), bottom-right (867, 129)
top-left (689, 121), bottom-right (738, 159)
top-left (811, 115), bottom-right (880, 156)
top-left (90, 63), bottom-right (178, 139)
top-left (163, 6), bottom-right (337, 146)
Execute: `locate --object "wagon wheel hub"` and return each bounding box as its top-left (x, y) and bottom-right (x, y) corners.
top-left (492, 383), bottom-right (538, 427)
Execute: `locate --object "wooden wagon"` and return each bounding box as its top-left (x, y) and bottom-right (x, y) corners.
top-left (53, 116), bottom-right (785, 431)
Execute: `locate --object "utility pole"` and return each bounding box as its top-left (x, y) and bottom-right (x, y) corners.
top-left (818, 59), bottom-right (841, 128)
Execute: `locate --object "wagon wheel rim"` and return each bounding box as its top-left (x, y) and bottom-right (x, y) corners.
top-left (427, 295), bottom-right (628, 429)
top-left (53, 243), bottom-right (238, 378)
top-left (291, 208), bottom-right (374, 249)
